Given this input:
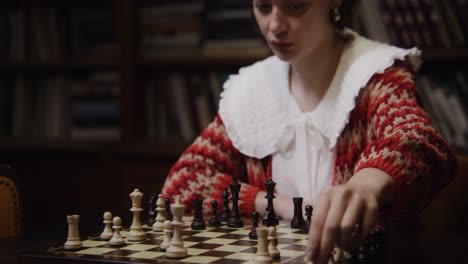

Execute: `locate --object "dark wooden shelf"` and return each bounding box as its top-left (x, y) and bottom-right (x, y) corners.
top-left (0, 139), bottom-right (113, 155)
top-left (422, 49), bottom-right (468, 63)
top-left (137, 54), bottom-right (271, 69)
top-left (0, 139), bottom-right (188, 158)
top-left (111, 140), bottom-right (188, 158)
top-left (0, 59), bottom-right (119, 71)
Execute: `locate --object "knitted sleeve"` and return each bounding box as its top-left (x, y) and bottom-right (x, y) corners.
top-left (161, 114), bottom-right (262, 215)
top-left (354, 62), bottom-right (457, 227)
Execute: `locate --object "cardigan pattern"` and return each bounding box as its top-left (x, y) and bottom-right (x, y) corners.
top-left (161, 61), bottom-right (456, 229)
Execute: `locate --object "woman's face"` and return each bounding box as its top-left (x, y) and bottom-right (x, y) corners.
top-left (253, 0), bottom-right (336, 62)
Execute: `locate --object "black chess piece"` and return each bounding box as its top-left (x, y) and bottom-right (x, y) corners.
top-left (262, 179), bottom-right (279, 226)
top-left (302, 205), bottom-right (313, 232)
top-left (164, 198), bottom-right (173, 221)
top-left (191, 198), bottom-right (206, 230)
top-left (208, 200), bottom-right (221, 227)
top-left (291, 197), bottom-right (305, 229)
top-left (353, 239), bottom-right (370, 264)
top-left (219, 188), bottom-right (230, 222)
top-left (147, 193), bottom-right (157, 226)
top-left (248, 211), bottom-right (260, 240)
top-left (227, 176), bottom-right (244, 228)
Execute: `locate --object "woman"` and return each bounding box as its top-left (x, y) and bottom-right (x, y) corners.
top-left (161, 0), bottom-right (457, 263)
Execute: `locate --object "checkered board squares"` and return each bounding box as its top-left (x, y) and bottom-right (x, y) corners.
top-left (44, 218), bottom-right (308, 264)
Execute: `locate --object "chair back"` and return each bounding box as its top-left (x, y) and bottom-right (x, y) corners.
top-left (0, 165), bottom-right (20, 239)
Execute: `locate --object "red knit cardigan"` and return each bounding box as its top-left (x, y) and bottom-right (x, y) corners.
top-left (161, 61), bottom-right (457, 229)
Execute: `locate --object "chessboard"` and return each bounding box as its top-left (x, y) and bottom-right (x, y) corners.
top-left (21, 216), bottom-right (310, 264)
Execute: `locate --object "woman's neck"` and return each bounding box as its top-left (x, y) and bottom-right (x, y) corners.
top-left (289, 34), bottom-right (346, 112)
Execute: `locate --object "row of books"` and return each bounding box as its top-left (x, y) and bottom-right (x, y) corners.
top-left (138, 0), bottom-right (270, 59)
top-left (417, 71), bottom-right (468, 153)
top-left (0, 4), bottom-right (117, 62)
top-left (0, 1), bottom-right (269, 62)
top-left (0, 72), bottom-right (120, 140)
top-left (146, 70), bottom-right (232, 141)
top-left (358, 0), bottom-right (468, 49)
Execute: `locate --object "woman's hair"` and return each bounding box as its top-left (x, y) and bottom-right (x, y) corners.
top-left (335, 0), bottom-right (358, 31)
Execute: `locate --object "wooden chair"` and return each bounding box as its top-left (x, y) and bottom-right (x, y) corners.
top-left (420, 155), bottom-right (468, 235)
top-left (0, 165), bottom-right (20, 239)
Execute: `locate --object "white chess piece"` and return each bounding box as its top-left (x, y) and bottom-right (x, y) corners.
top-left (109, 216), bottom-right (125, 246)
top-left (267, 226), bottom-right (280, 259)
top-left (152, 194), bottom-right (166, 232)
top-left (166, 196), bottom-right (187, 258)
top-left (160, 220), bottom-right (172, 251)
top-left (127, 189), bottom-right (146, 241)
top-left (64, 215), bottom-right (82, 249)
top-left (253, 227), bottom-right (272, 264)
top-left (100, 211), bottom-right (113, 240)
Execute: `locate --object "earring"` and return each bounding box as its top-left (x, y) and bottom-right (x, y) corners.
top-left (331, 7), bottom-right (341, 23)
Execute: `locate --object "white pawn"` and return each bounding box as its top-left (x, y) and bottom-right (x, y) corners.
top-left (152, 194), bottom-right (166, 232)
top-left (160, 220), bottom-right (172, 251)
top-left (64, 215), bottom-right (82, 249)
top-left (127, 189), bottom-right (146, 241)
top-left (109, 216), bottom-right (125, 246)
top-left (267, 226), bottom-right (280, 259)
top-left (253, 227), bottom-right (272, 264)
top-left (100, 211), bottom-right (113, 240)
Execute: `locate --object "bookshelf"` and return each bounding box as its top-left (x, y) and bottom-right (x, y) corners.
top-left (0, 0), bottom-right (467, 233)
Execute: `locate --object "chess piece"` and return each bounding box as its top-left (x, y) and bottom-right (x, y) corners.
top-left (64, 215), bottom-right (82, 249)
top-left (267, 226), bottom-right (280, 259)
top-left (160, 220), bottom-right (172, 251)
top-left (248, 211), bottom-right (260, 240)
top-left (164, 198), bottom-right (173, 221)
top-left (303, 205), bottom-right (313, 232)
top-left (109, 216), bottom-right (125, 246)
top-left (332, 247), bottom-right (352, 263)
top-left (253, 227), bottom-right (273, 263)
top-left (166, 196), bottom-right (188, 258)
top-left (227, 176), bottom-right (244, 228)
top-left (291, 197), bottom-right (305, 229)
top-left (127, 189), bottom-right (146, 241)
top-left (219, 188), bottom-right (230, 222)
top-left (153, 194), bottom-right (166, 232)
top-left (353, 239), bottom-right (370, 264)
top-left (147, 193), bottom-right (157, 226)
top-left (208, 200), bottom-right (221, 227)
top-left (191, 198), bottom-right (206, 230)
top-left (100, 211), bottom-right (113, 240)
top-left (262, 179), bottom-right (279, 226)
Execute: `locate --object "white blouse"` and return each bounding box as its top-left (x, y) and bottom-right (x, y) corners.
top-left (272, 86), bottom-right (336, 204)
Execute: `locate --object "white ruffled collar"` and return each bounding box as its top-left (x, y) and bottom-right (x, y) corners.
top-left (219, 29), bottom-right (421, 159)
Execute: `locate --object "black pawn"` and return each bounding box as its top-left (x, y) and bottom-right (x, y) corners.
top-left (164, 198), bottom-right (173, 221)
top-left (302, 205), bottom-right (313, 232)
top-left (353, 239), bottom-right (370, 264)
top-left (147, 193), bottom-right (157, 226)
top-left (227, 176), bottom-right (244, 228)
top-left (291, 197), bottom-right (305, 229)
top-left (248, 211), bottom-right (260, 240)
top-left (208, 200), bottom-right (221, 227)
top-left (191, 198), bottom-right (206, 230)
top-left (219, 188), bottom-right (230, 222)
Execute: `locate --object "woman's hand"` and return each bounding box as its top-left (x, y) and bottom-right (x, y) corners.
top-left (304, 168), bottom-right (396, 264)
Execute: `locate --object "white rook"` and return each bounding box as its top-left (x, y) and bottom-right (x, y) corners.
top-left (64, 215), bottom-right (82, 249)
